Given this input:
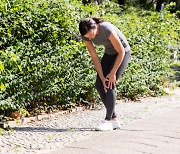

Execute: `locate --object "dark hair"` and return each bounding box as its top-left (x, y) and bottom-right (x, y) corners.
top-left (79, 17), bottom-right (104, 36)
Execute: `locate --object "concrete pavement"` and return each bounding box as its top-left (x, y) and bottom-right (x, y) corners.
top-left (48, 95), bottom-right (180, 154)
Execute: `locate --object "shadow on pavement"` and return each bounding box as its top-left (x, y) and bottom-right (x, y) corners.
top-left (13, 127), bottom-right (154, 133)
top-left (13, 127), bottom-right (96, 132)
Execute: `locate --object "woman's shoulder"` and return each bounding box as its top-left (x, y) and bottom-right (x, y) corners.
top-left (100, 21), bottom-right (113, 27)
top-left (98, 22), bottom-right (115, 38)
top-left (100, 22), bottom-right (115, 31)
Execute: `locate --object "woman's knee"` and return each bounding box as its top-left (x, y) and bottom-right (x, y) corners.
top-left (106, 88), bottom-right (115, 94)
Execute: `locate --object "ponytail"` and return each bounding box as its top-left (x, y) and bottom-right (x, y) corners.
top-left (92, 17), bottom-right (104, 24)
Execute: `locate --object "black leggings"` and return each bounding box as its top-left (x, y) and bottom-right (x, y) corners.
top-left (95, 51), bottom-right (131, 120)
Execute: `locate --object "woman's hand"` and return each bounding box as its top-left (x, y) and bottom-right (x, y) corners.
top-left (102, 77), bottom-right (109, 93)
top-left (106, 72), bottom-right (116, 90)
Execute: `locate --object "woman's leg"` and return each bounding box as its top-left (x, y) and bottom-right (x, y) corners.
top-left (106, 51), bottom-right (131, 120)
top-left (116, 51), bottom-right (131, 80)
top-left (95, 54), bottom-right (117, 119)
top-left (95, 52), bottom-right (131, 120)
top-left (95, 75), bottom-right (117, 118)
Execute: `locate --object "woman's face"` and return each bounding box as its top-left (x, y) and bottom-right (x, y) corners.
top-left (84, 26), bottom-right (97, 40)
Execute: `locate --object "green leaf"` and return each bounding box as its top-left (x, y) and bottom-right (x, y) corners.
top-left (0, 82), bottom-right (6, 93)
top-left (0, 61), bottom-right (4, 72)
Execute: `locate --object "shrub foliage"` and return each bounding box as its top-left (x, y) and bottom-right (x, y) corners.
top-left (0, 0), bottom-right (179, 118)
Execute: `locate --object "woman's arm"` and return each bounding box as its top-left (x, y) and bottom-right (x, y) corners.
top-left (83, 40), bottom-right (108, 90)
top-left (106, 30), bottom-right (125, 89)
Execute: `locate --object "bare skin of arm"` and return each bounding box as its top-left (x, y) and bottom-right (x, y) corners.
top-left (107, 30), bottom-right (125, 89)
top-left (83, 40), bottom-right (108, 90)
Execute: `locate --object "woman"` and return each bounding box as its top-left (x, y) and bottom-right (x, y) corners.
top-left (79, 17), bottom-right (131, 131)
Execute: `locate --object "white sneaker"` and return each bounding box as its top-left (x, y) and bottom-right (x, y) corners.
top-left (95, 120), bottom-right (113, 131)
top-left (112, 120), bottom-right (121, 130)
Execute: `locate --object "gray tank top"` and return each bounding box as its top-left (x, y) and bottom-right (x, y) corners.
top-left (82, 22), bottom-right (130, 55)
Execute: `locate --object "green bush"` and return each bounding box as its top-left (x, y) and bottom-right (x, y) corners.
top-left (107, 6), bottom-right (179, 99)
top-left (0, 0), bottom-right (97, 116)
top-left (0, 0), bottom-right (179, 119)
top-left (93, 2), bottom-right (179, 99)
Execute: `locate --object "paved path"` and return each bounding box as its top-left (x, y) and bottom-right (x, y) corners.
top-left (49, 98), bottom-right (180, 154)
top-left (0, 89), bottom-right (180, 154)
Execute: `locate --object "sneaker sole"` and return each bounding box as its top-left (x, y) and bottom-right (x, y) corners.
top-left (113, 127), bottom-right (120, 130)
top-left (95, 128), bottom-right (113, 131)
